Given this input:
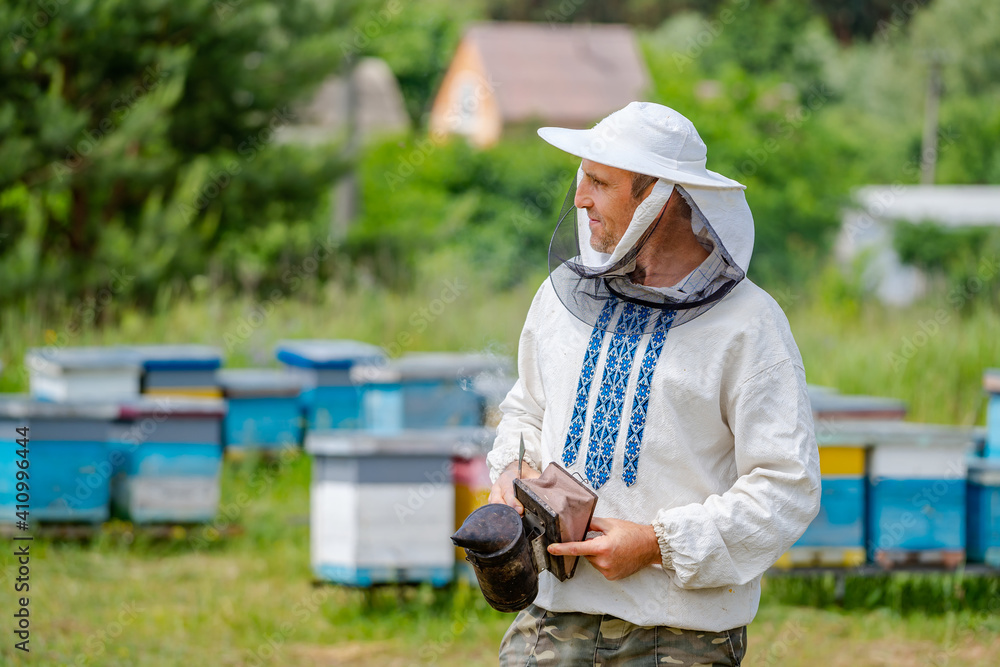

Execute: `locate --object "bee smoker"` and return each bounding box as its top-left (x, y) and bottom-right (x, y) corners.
top-left (451, 461), bottom-right (598, 613)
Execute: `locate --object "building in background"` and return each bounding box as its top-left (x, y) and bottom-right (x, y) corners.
top-left (429, 22), bottom-right (650, 147)
top-left (836, 185), bottom-right (1000, 305)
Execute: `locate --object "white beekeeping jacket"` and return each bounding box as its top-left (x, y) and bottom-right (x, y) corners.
top-left (487, 272), bottom-right (821, 631)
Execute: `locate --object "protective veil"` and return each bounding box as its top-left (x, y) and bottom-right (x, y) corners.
top-left (539, 102), bottom-right (755, 333)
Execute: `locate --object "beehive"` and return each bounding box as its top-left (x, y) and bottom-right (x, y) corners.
top-left (109, 397), bottom-right (226, 523)
top-left (131, 344), bottom-right (223, 398)
top-left (306, 427), bottom-right (492, 586)
top-left (217, 369), bottom-right (304, 451)
top-left (984, 369), bottom-right (1000, 458)
top-left (967, 456), bottom-right (1000, 567)
top-left (276, 340), bottom-right (385, 430)
top-left (864, 421), bottom-right (975, 568)
top-left (777, 424), bottom-right (868, 569)
top-left (26, 347), bottom-right (141, 403)
top-left (0, 396), bottom-right (118, 523)
top-left (358, 353), bottom-right (510, 432)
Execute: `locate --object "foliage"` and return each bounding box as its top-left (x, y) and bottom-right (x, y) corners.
top-left (348, 134), bottom-right (576, 289)
top-left (3, 0), bottom-right (1000, 311)
top-left (765, 571), bottom-right (1000, 615)
top-left (353, 0), bottom-right (487, 125)
top-left (893, 221), bottom-right (1000, 311)
top-left (0, 0), bottom-right (351, 310)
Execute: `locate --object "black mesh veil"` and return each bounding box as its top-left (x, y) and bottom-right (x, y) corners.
top-left (547, 176), bottom-right (746, 334)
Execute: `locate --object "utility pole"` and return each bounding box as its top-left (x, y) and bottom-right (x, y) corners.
top-left (920, 54), bottom-right (943, 185)
top-left (333, 62), bottom-right (360, 238)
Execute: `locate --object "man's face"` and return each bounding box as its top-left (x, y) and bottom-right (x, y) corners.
top-left (574, 159), bottom-right (650, 253)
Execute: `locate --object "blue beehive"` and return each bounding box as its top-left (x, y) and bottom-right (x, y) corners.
top-left (130, 344), bottom-right (223, 398)
top-left (359, 353), bottom-right (510, 432)
top-left (109, 397), bottom-right (226, 523)
top-left (985, 369), bottom-right (1000, 458)
top-left (865, 422), bottom-right (976, 568)
top-left (26, 346), bottom-right (142, 403)
top-left (217, 369), bottom-right (304, 450)
top-left (0, 396), bottom-right (118, 523)
top-left (776, 422), bottom-right (869, 568)
top-left (967, 456), bottom-right (1000, 567)
top-left (276, 340), bottom-right (385, 430)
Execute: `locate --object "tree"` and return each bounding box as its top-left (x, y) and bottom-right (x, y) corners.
top-left (0, 0), bottom-right (355, 309)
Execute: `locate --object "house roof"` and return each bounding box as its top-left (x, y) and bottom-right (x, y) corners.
top-left (462, 21), bottom-right (650, 127)
top-left (853, 185), bottom-right (1000, 227)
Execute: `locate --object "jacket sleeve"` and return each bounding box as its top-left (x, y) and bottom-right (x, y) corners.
top-left (486, 283), bottom-right (549, 483)
top-left (651, 358), bottom-right (821, 589)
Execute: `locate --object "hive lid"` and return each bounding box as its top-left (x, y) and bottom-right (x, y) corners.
top-left (25, 346), bottom-right (142, 375)
top-left (984, 369), bottom-right (1000, 394)
top-left (808, 388), bottom-right (907, 419)
top-left (216, 368), bottom-right (304, 395)
top-left (350, 363), bottom-right (401, 385)
top-left (275, 340), bottom-right (385, 369)
top-left (305, 426), bottom-right (494, 457)
top-left (128, 344), bottom-right (223, 371)
top-left (393, 353), bottom-right (512, 381)
top-left (117, 396), bottom-right (227, 420)
top-left (0, 393), bottom-right (120, 420)
top-left (816, 420), bottom-right (983, 448)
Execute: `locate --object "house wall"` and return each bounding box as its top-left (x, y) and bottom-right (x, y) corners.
top-left (428, 39), bottom-right (503, 147)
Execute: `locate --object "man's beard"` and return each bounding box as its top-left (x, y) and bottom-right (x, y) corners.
top-left (589, 220), bottom-right (617, 254)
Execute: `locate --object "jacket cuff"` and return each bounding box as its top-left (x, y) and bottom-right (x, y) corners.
top-left (486, 447), bottom-right (540, 484)
top-left (651, 517), bottom-right (676, 570)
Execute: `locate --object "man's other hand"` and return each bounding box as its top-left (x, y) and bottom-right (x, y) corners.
top-left (547, 516), bottom-right (661, 581)
top-left (487, 461), bottom-right (540, 515)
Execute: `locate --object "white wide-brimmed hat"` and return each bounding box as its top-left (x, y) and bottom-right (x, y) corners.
top-left (537, 101), bottom-right (744, 190)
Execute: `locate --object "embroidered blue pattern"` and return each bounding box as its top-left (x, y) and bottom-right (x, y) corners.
top-left (622, 310), bottom-right (676, 486)
top-left (562, 298), bottom-right (618, 466)
top-left (585, 302), bottom-right (651, 488)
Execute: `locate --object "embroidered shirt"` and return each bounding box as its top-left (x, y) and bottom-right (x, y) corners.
top-left (486, 276), bottom-right (821, 631)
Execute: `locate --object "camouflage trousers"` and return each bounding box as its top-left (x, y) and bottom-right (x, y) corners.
top-left (498, 604), bottom-right (747, 666)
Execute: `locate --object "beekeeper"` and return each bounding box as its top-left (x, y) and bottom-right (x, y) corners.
top-left (486, 101), bottom-right (821, 666)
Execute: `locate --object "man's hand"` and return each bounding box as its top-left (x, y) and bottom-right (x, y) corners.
top-left (487, 461), bottom-right (540, 515)
top-left (547, 516), bottom-right (661, 581)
